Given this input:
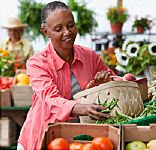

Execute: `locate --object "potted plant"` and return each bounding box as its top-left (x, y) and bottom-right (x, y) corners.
top-left (115, 40), bottom-right (156, 77)
top-left (68, 0), bottom-right (98, 36)
top-left (106, 2), bottom-right (128, 34)
top-left (132, 16), bottom-right (154, 33)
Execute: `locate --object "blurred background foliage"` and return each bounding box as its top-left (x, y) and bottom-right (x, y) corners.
top-left (18, 0), bottom-right (45, 40)
top-left (68, 0), bottom-right (98, 36)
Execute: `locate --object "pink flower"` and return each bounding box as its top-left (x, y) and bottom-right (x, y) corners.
top-left (117, 9), bottom-right (123, 14)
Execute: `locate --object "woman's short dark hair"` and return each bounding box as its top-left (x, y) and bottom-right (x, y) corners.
top-left (41, 1), bottom-right (69, 24)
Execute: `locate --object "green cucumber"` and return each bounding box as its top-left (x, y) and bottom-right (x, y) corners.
top-left (73, 134), bottom-right (94, 141)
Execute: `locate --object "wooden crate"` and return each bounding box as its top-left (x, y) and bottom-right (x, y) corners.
top-left (39, 123), bottom-right (120, 150)
top-left (0, 89), bottom-right (12, 106)
top-left (0, 117), bottom-right (16, 147)
top-left (11, 69), bottom-right (33, 106)
top-left (11, 85), bottom-right (33, 106)
top-left (121, 124), bottom-right (156, 149)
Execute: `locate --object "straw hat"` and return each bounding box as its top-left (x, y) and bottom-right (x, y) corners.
top-left (2, 17), bottom-right (27, 29)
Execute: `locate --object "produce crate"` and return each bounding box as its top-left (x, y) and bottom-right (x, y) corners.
top-left (39, 123), bottom-right (120, 150)
top-left (11, 85), bottom-right (33, 106)
top-left (11, 69), bottom-right (33, 106)
top-left (0, 89), bottom-right (12, 106)
top-left (0, 117), bottom-right (16, 147)
top-left (121, 124), bottom-right (156, 149)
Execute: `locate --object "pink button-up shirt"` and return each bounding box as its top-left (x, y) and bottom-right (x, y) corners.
top-left (18, 42), bottom-right (115, 149)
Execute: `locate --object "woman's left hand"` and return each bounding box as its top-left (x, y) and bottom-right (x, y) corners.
top-left (86, 71), bottom-right (112, 89)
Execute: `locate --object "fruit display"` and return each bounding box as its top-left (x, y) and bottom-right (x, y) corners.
top-left (146, 139), bottom-right (156, 150)
top-left (126, 139), bottom-right (156, 150)
top-left (15, 72), bottom-right (30, 86)
top-left (126, 141), bottom-right (146, 150)
top-left (47, 136), bottom-right (114, 150)
top-left (10, 70), bottom-right (33, 106)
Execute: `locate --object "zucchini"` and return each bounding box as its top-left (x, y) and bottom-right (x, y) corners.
top-left (73, 134), bottom-right (94, 141)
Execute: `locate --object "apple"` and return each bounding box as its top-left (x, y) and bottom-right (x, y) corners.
top-left (126, 141), bottom-right (146, 150)
top-left (123, 73), bottom-right (136, 81)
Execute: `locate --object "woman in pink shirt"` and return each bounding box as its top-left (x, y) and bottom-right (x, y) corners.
top-left (18, 1), bottom-right (116, 149)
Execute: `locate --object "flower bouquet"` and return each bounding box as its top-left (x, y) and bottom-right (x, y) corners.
top-left (0, 49), bottom-right (26, 77)
top-left (115, 40), bottom-right (156, 75)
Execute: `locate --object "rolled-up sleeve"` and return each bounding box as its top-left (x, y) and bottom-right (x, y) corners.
top-left (26, 57), bottom-right (77, 122)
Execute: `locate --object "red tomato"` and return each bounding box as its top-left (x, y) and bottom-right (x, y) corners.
top-left (69, 142), bottom-right (82, 150)
top-left (1, 77), bottom-right (13, 89)
top-left (80, 143), bottom-right (98, 150)
top-left (92, 137), bottom-right (113, 150)
top-left (47, 138), bottom-right (69, 150)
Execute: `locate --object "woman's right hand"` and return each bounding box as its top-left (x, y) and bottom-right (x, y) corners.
top-left (86, 71), bottom-right (112, 89)
top-left (71, 103), bottom-right (110, 121)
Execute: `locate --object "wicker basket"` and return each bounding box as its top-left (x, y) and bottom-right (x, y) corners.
top-left (135, 78), bottom-right (148, 101)
top-left (73, 81), bottom-right (144, 123)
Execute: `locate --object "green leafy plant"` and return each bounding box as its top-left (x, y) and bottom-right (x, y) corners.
top-left (68, 0), bottom-right (98, 36)
top-left (132, 16), bottom-right (153, 31)
top-left (115, 40), bottom-right (156, 75)
top-left (18, 0), bottom-right (45, 40)
top-left (106, 2), bottom-right (128, 23)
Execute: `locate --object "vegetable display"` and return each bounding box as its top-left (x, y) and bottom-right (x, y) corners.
top-left (126, 139), bottom-right (156, 150)
top-left (96, 99), bottom-right (156, 125)
top-left (126, 141), bottom-right (146, 150)
top-left (47, 136), bottom-right (114, 150)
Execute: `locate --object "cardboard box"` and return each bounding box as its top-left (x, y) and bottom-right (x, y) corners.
top-left (122, 124), bottom-right (156, 149)
top-left (39, 123), bottom-right (120, 150)
top-left (11, 69), bottom-right (33, 106)
top-left (0, 117), bottom-right (17, 147)
top-left (0, 89), bottom-right (12, 106)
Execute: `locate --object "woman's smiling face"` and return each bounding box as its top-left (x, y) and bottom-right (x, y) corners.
top-left (44, 9), bottom-right (77, 51)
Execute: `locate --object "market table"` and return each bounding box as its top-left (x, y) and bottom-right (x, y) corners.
top-left (0, 106), bottom-right (30, 127)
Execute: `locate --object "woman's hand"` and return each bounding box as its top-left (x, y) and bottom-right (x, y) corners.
top-left (86, 71), bottom-right (112, 89)
top-left (71, 103), bottom-right (110, 120)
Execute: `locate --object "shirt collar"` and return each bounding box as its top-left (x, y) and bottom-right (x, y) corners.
top-left (4, 37), bottom-right (23, 45)
top-left (47, 42), bottom-right (83, 71)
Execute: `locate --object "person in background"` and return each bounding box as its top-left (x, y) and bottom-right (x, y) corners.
top-left (0, 17), bottom-right (34, 63)
top-left (17, 1), bottom-right (116, 150)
